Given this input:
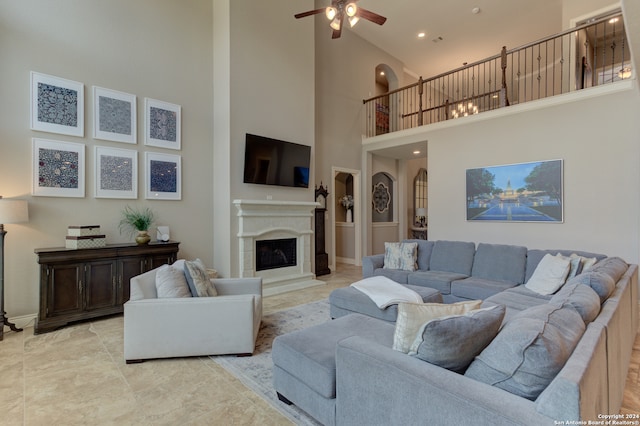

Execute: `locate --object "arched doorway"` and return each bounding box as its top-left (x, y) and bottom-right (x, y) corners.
top-left (331, 167), bottom-right (361, 271)
top-left (374, 64), bottom-right (399, 134)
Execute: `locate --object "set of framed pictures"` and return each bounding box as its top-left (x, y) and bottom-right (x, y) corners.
top-left (29, 71), bottom-right (181, 200)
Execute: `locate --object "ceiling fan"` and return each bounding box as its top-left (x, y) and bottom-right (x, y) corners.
top-left (295, 0), bottom-right (387, 39)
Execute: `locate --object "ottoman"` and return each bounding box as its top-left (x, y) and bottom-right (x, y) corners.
top-left (329, 284), bottom-right (442, 322)
top-left (272, 313), bottom-right (395, 426)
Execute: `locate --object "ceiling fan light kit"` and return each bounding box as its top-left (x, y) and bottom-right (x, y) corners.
top-left (295, 0), bottom-right (387, 39)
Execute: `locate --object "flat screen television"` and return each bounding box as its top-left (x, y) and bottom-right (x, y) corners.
top-left (243, 133), bottom-right (311, 188)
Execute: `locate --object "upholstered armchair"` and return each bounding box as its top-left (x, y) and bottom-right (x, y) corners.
top-left (124, 265), bottom-right (262, 363)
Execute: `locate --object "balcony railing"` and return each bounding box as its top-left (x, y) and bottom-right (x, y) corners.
top-left (363, 11), bottom-right (631, 138)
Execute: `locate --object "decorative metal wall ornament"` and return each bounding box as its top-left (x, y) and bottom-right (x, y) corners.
top-left (372, 181), bottom-right (390, 213)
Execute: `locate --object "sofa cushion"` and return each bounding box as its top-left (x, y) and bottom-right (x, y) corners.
top-left (481, 286), bottom-right (550, 323)
top-left (429, 240), bottom-right (476, 275)
top-left (403, 239), bottom-right (435, 271)
top-left (155, 264), bottom-right (191, 298)
top-left (567, 271), bottom-right (615, 304)
top-left (550, 281), bottom-right (601, 323)
top-left (588, 257), bottom-right (628, 283)
top-left (184, 259), bottom-right (217, 297)
top-left (393, 300), bottom-right (481, 353)
top-left (407, 270), bottom-right (468, 295)
top-left (471, 243), bottom-right (527, 284)
top-left (373, 268), bottom-right (411, 284)
top-left (524, 254), bottom-right (570, 295)
top-left (272, 313), bottom-right (395, 399)
top-left (465, 304), bottom-right (585, 400)
top-left (451, 277), bottom-right (517, 300)
top-left (409, 304), bottom-right (506, 372)
top-left (383, 242), bottom-right (418, 271)
top-left (329, 284), bottom-right (442, 322)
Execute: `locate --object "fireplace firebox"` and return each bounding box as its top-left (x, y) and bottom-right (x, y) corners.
top-left (256, 238), bottom-right (297, 271)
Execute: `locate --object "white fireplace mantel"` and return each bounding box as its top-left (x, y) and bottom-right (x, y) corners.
top-left (233, 199), bottom-right (324, 296)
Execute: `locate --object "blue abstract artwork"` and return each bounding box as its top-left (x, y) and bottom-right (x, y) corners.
top-left (149, 160), bottom-right (177, 192)
top-left (38, 148), bottom-right (79, 189)
top-left (98, 96), bottom-right (131, 135)
top-left (149, 107), bottom-right (177, 142)
top-left (99, 155), bottom-right (133, 191)
top-left (37, 83), bottom-right (78, 127)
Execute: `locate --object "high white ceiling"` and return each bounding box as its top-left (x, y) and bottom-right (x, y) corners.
top-left (328, 0), bottom-right (565, 78)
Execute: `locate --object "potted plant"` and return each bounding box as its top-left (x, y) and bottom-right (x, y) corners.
top-left (118, 205), bottom-right (155, 245)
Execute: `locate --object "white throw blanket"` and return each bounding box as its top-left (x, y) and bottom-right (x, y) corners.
top-left (351, 276), bottom-right (423, 309)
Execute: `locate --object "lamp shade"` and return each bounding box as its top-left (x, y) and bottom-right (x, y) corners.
top-left (0, 198), bottom-right (29, 224)
top-left (415, 208), bottom-right (427, 217)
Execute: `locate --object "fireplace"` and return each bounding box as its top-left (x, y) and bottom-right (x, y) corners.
top-left (256, 238), bottom-right (297, 271)
top-left (234, 200), bottom-right (325, 296)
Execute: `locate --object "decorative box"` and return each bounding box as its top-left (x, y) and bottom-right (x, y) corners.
top-left (67, 225), bottom-right (102, 237)
top-left (65, 235), bottom-right (107, 249)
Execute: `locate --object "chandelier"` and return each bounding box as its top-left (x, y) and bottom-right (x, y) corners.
top-left (451, 62), bottom-right (479, 119)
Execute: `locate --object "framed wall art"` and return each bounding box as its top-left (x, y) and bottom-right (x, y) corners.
top-left (95, 146), bottom-right (138, 199)
top-left (466, 159), bottom-right (563, 222)
top-left (144, 98), bottom-right (181, 150)
top-left (30, 71), bottom-right (84, 137)
top-left (93, 86), bottom-right (137, 144)
top-left (32, 138), bottom-right (85, 197)
top-left (145, 152), bottom-right (181, 200)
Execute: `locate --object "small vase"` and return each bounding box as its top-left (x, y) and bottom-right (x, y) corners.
top-left (346, 209), bottom-right (353, 223)
top-left (135, 230), bottom-right (151, 245)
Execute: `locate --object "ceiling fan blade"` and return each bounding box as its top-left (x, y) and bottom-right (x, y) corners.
top-left (357, 7), bottom-right (387, 25)
top-left (294, 8), bottom-right (325, 19)
top-left (332, 27), bottom-right (342, 39)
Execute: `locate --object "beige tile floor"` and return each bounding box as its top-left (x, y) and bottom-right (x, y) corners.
top-left (0, 263), bottom-right (638, 425)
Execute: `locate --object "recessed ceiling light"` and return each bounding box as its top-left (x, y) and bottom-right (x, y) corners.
top-left (413, 150), bottom-right (421, 155)
top-left (417, 32), bottom-right (426, 38)
top-left (472, 7), bottom-right (481, 14)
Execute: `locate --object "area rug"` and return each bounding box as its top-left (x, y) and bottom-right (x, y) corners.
top-left (212, 300), bottom-right (330, 425)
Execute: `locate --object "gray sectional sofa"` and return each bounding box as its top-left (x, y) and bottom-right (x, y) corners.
top-left (273, 239), bottom-right (639, 425)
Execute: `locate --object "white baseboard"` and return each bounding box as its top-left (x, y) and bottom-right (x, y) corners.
top-left (6, 313), bottom-right (37, 330)
top-left (336, 256), bottom-right (357, 265)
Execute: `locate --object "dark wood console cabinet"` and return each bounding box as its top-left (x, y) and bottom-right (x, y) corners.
top-left (34, 241), bottom-right (179, 334)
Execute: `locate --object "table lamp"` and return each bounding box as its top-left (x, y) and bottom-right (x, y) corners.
top-left (0, 196), bottom-right (29, 341)
top-left (415, 208), bottom-right (427, 227)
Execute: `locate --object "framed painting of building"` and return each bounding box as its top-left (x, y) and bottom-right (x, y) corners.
top-left (466, 159), bottom-right (563, 222)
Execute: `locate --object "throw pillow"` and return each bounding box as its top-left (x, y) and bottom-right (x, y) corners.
top-left (464, 304), bottom-right (585, 400)
top-left (383, 242), bottom-right (418, 271)
top-left (184, 259), bottom-right (218, 297)
top-left (570, 253), bottom-right (597, 272)
top-left (409, 304), bottom-right (506, 372)
top-left (524, 253), bottom-right (570, 295)
top-left (555, 253), bottom-right (581, 279)
top-left (393, 300), bottom-right (482, 353)
top-left (155, 264), bottom-right (191, 298)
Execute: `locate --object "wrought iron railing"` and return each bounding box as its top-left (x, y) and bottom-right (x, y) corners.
top-left (363, 11), bottom-right (631, 138)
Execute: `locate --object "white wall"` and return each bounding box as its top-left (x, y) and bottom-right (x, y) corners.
top-left (0, 0), bottom-right (214, 318)
top-left (428, 87), bottom-right (640, 263)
